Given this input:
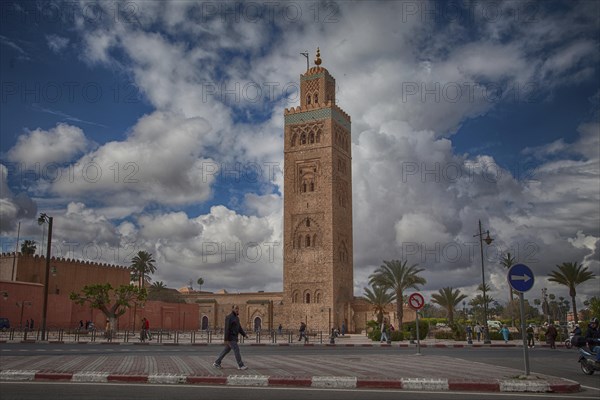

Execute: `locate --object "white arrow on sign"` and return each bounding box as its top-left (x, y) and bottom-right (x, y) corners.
top-left (511, 273), bottom-right (531, 282)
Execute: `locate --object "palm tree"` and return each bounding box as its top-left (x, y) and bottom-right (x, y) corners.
top-left (150, 281), bottom-right (167, 290)
top-left (197, 277), bottom-right (204, 292)
top-left (469, 292), bottom-right (495, 322)
top-left (20, 240), bottom-right (37, 255)
top-left (362, 285), bottom-right (396, 323)
top-left (548, 262), bottom-right (595, 324)
top-left (130, 251), bottom-right (157, 290)
top-left (431, 287), bottom-right (467, 324)
top-left (500, 252), bottom-right (516, 326)
top-left (369, 260), bottom-right (426, 331)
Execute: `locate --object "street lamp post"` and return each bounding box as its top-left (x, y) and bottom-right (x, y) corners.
top-left (38, 213), bottom-right (53, 341)
top-left (474, 219), bottom-right (493, 344)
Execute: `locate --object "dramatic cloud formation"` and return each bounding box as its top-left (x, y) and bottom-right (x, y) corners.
top-left (1, 1), bottom-right (598, 304)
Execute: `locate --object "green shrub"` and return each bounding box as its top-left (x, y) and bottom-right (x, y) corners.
top-left (489, 331), bottom-right (504, 341)
top-left (434, 330), bottom-right (454, 339)
top-left (367, 326), bottom-right (404, 341)
top-left (448, 322), bottom-right (466, 341)
top-left (403, 320), bottom-right (429, 340)
top-left (390, 330), bottom-right (403, 341)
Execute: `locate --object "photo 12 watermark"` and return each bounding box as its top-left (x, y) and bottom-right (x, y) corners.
top-left (4, 161), bottom-right (140, 186)
top-left (399, 240), bottom-right (540, 265)
top-left (201, 241), bottom-right (281, 264)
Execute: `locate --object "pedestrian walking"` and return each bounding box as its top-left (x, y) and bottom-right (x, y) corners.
top-left (29, 319), bottom-right (34, 330)
top-left (105, 319), bottom-right (112, 341)
top-left (474, 323), bottom-right (482, 342)
top-left (500, 325), bottom-right (510, 343)
top-left (213, 305), bottom-right (248, 370)
top-left (380, 319), bottom-right (389, 343)
top-left (526, 324), bottom-right (535, 348)
top-left (546, 322), bottom-right (558, 349)
top-left (466, 325), bottom-right (473, 342)
top-left (341, 322), bottom-right (346, 336)
top-left (298, 321), bottom-right (308, 343)
top-left (140, 317), bottom-right (148, 342)
top-left (144, 317), bottom-right (151, 340)
top-left (278, 324), bottom-right (282, 335)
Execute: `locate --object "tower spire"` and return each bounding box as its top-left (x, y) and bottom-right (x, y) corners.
top-left (314, 47), bottom-right (322, 66)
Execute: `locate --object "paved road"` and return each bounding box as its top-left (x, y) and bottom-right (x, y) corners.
top-left (1, 341), bottom-right (591, 394)
top-left (2, 381), bottom-right (599, 400)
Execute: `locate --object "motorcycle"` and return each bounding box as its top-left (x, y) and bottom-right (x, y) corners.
top-left (579, 347), bottom-right (600, 375)
top-left (576, 338), bottom-right (600, 375)
top-left (565, 333), bottom-right (574, 349)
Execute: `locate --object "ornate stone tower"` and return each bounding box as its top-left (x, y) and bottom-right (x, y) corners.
top-left (283, 49), bottom-right (353, 332)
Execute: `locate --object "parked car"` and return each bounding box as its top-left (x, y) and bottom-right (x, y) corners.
top-left (487, 320), bottom-right (502, 330)
top-left (0, 317), bottom-right (10, 331)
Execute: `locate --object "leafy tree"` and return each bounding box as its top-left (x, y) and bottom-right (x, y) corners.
top-left (20, 240), bottom-right (37, 255)
top-left (583, 297), bottom-right (600, 320)
top-left (362, 285), bottom-right (396, 323)
top-left (70, 284), bottom-right (147, 334)
top-left (197, 277), bottom-right (204, 291)
top-left (431, 287), bottom-right (467, 324)
top-left (130, 251), bottom-right (157, 290)
top-left (369, 260), bottom-right (426, 331)
top-left (548, 262), bottom-right (596, 324)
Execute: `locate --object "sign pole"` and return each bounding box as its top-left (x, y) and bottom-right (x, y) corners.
top-left (519, 292), bottom-right (530, 375)
top-left (408, 293), bottom-right (425, 356)
top-left (508, 263), bottom-right (535, 377)
top-left (415, 310), bottom-right (421, 355)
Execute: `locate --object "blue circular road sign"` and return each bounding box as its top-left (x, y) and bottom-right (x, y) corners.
top-left (507, 263), bottom-right (535, 293)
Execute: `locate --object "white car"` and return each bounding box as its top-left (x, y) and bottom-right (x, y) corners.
top-left (487, 321), bottom-right (502, 330)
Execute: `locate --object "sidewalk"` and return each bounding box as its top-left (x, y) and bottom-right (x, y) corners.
top-left (0, 334), bottom-right (580, 393)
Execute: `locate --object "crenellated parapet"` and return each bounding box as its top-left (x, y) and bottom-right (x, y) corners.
top-left (0, 252), bottom-right (129, 270)
top-left (284, 102), bottom-right (351, 122)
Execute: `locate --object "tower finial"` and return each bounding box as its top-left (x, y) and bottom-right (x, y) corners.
top-left (314, 47), bottom-right (322, 66)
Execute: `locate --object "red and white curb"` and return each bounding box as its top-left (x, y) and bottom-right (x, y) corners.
top-left (0, 370), bottom-right (580, 392)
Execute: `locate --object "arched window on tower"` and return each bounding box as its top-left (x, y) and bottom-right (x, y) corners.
top-left (314, 93), bottom-right (318, 103)
top-left (305, 235), bottom-right (311, 247)
top-left (305, 293), bottom-right (311, 304)
top-left (309, 181), bottom-right (314, 192)
top-left (316, 292), bottom-right (321, 303)
top-left (291, 133), bottom-right (297, 147)
top-left (309, 132), bottom-right (315, 144)
top-left (306, 219), bottom-right (310, 227)
top-left (293, 292), bottom-right (299, 303)
top-left (307, 94), bottom-right (311, 105)
top-left (300, 133), bottom-right (307, 145)
top-left (316, 129), bottom-right (321, 143)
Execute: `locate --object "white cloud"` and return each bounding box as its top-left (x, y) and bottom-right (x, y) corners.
top-left (7, 123), bottom-right (92, 166)
top-left (3, 1), bottom-right (598, 304)
top-left (46, 34), bottom-right (69, 53)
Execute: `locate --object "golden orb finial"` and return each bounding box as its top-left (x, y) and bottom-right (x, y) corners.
top-left (314, 47), bottom-right (322, 66)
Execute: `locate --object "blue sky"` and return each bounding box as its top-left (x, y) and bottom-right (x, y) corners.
top-left (1, 1), bottom-right (598, 305)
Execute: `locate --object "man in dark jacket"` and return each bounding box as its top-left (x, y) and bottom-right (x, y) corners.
top-left (213, 305), bottom-right (248, 370)
top-left (584, 317), bottom-right (600, 363)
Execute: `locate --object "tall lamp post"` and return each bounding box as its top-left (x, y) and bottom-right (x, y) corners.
top-left (37, 213), bottom-right (53, 341)
top-left (474, 219), bottom-right (493, 344)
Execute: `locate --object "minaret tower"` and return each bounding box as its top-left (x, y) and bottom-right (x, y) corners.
top-left (282, 49), bottom-right (353, 332)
